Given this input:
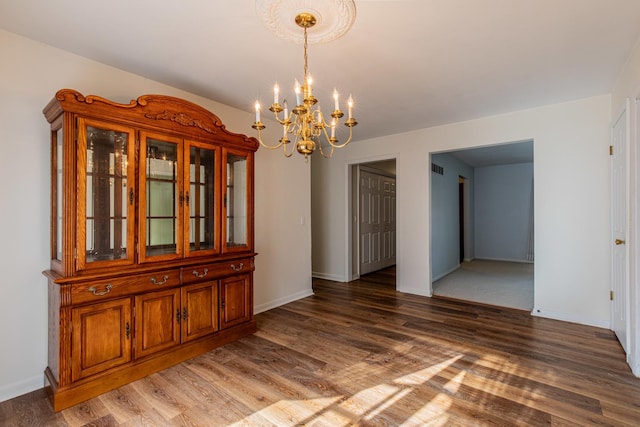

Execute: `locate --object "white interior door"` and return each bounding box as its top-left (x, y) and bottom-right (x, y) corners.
top-left (611, 100), bottom-right (630, 353)
top-left (359, 169), bottom-right (397, 275)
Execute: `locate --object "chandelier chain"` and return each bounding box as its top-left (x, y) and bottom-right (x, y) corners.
top-left (303, 27), bottom-right (309, 80)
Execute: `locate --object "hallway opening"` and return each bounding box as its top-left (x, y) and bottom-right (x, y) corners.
top-left (430, 140), bottom-right (534, 310)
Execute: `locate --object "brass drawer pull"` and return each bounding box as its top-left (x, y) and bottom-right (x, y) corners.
top-left (192, 268), bottom-right (209, 278)
top-left (88, 283), bottom-right (112, 296)
top-left (150, 275), bottom-right (169, 286)
top-left (230, 263), bottom-right (244, 272)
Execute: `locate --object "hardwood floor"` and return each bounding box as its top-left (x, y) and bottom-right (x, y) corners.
top-left (2, 267), bottom-right (639, 426)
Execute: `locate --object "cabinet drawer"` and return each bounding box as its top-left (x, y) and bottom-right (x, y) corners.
top-left (71, 270), bottom-right (181, 304)
top-left (183, 258), bottom-right (254, 284)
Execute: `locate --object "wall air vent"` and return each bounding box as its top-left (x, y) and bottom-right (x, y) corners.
top-left (431, 163), bottom-right (444, 175)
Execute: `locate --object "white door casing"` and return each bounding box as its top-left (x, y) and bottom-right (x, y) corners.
top-left (381, 178), bottom-right (397, 269)
top-left (611, 99), bottom-right (630, 354)
top-left (360, 170), bottom-right (381, 274)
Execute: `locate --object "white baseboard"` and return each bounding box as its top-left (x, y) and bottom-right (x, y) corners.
top-left (0, 374), bottom-right (43, 403)
top-left (397, 286), bottom-right (432, 298)
top-left (312, 271), bottom-right (348, 282)
top-left (254, 288), bottom-right (314, 315)
top-left (431, 264), bottom-right (461, 282)
top-left (475, 257), bottom-right (534, 264)
top-left (631, 353), bottom-right (640, 378)
top-left (532, 307), bottom-right (610, 329)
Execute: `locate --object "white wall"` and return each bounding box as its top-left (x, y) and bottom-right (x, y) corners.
top-left (312, 95), bottom-right (611, 327)
top-left (0, 30), bottom-right (312, 402)
top-left (612, 36), bottom-right (640, 376)
top-left (474, 162), bottom-right (534, 262)
top-left (430, 152), bottom-right (474, 280)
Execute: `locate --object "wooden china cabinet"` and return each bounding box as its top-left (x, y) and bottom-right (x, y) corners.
top-left (42, 89), bottom-right (258, 411)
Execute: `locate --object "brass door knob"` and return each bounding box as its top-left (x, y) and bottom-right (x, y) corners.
top-left (615, 239), bottom-right (626, 245)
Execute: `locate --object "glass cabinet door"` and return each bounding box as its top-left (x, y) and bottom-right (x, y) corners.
top-left (139, 132), bottom-right (183, 262)
top-left (185, 141), bottom-right (220, 257)
top-left (51, 122), bottom-right (63, 267)
top-left (76, 119), bottom-right (136, 270)
top-left (223, 149), bottom-right (253, 252)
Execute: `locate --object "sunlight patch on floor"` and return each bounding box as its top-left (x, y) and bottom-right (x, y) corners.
top-left (229, 396), bottom-right (345, 426)
top-left (402, 393), bottom-right (453, 427)
top-left (231, 355), bottom-right (466, 425)
top-left (394, 355), bottom-right (463, 386)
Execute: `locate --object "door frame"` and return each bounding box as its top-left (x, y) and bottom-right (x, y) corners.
top-left (632, 93), bottom-right (640, 376)
top-left (345, 155), bottom-right (397, 282)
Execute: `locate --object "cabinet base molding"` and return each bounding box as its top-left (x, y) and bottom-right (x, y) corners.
top-left (45, 320), bottom-right (256, 412)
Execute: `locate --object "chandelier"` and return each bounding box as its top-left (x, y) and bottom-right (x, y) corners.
top-left (252, 10), bottom-right (357, 161)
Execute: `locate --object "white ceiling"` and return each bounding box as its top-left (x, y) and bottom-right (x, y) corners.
top-left (2, 0), bottom-right (640, 143)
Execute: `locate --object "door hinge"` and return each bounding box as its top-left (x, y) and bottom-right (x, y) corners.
top-left (610, 145), bottom-right (614, 156)
top-left (610, 290), bottom-right (614, 301)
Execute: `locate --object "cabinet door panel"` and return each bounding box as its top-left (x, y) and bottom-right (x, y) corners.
top-left (185, 141), bottom-right (221, 257)
top-left (139, 132), bottom-right (183, 263)
top-left (182, 282), bottom-right (218, 342)
top-left (71, 298), bottom-right (132, 381)
top-left (220, 274), bottom-right (251, 329)
top-left (135, 288), bottom-right (180, 359)
top-left (76, 118), bottom-right (136, 271)
top-left (222, 149), bottom-right (253, 253)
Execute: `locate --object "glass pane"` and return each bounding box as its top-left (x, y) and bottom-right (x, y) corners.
top-left (145, 139), bottom-right (178, 257)
top-left (55, 128), bottom-right (63, 261)
top-left (226, 153), bottom-right (247, 247)
top-left (189, 146), bottom-right (216, 252)
top-left (85, 126), bottom-right (129, 262)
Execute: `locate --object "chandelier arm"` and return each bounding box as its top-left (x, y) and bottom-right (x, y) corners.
top-left (254, 126), bottom-right (288, 150)
top-left (329, 126), bottom-right (353, 148)
top-left (282, 141), bottom-right (294, 157)
top-left (317, 141), bottom-right (334, 159)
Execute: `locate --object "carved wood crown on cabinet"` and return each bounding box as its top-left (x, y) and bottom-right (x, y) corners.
top-left (42, 89), bottom-right (258, 412)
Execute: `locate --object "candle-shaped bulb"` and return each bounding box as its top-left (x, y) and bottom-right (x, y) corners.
top-left (333, 88), bottom-right (339, 111)
top-left (347, 95), bottom-right (354, 119)
top-left (294, 79), bottom-right (302, 105)
top-left (283, 99), bottom-right (289, 117)
top-left (273, 82), bottom-right (279, 104)
top-left (306, 75), bottom-right (313, 96)
top-left (254, 101), bottom-right (261, 123)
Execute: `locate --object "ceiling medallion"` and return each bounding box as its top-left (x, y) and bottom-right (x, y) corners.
top-left (255, 0), bottom-right (357, 44)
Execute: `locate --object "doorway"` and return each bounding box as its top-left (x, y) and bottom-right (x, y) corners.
top-left (430, 140), bottom-right (534, 310)
top-left (350, 159), bottom-right (397, 282)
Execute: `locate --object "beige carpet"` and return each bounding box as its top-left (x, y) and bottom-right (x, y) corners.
top-left (432, 259), bottom-right (534, 310)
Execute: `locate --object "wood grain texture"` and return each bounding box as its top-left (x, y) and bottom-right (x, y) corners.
top-left (3, 267), bottom-right (640, 426)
